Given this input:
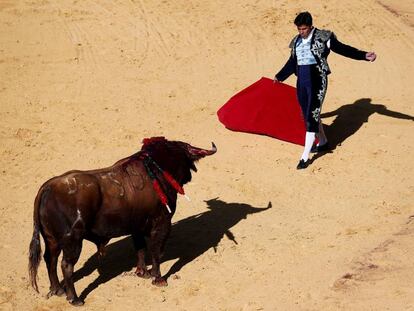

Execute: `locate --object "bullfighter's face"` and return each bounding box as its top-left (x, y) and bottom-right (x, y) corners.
top-left (297, 24), bottom-right (312, 39)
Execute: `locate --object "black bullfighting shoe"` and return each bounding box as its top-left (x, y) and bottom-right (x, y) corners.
top-left (311, 142), bottom-right (330, 153)
top-left (296, 159), bottom-right (309, 170)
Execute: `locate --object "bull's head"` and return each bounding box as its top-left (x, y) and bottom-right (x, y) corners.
top-left (142, 137), bottom-right (217, 184)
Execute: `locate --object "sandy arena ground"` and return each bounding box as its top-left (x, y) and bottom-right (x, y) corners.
top-left (1, 0), bottom-right (413, 310)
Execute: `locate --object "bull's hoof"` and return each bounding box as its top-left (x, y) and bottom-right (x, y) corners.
top-left (67, 297), bottom-right (84, 306)
top-left (46, 287), bottom-right (65, 299)
top-left (152, 277), bottom-right (168, 287)
top-left (135, 268), bottom-right (151, 279)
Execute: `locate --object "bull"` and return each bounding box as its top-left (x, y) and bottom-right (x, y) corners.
top-left (28, 137), bottom-right (216, 305)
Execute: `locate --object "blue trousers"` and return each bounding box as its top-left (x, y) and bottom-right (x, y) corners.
top-left (296, 65), bottom-right (326, 133)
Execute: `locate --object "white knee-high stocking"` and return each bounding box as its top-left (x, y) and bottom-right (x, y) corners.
top-left (301, 131), bottom-right (316, 161)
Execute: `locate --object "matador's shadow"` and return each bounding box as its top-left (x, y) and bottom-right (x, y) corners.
top-left (73, 198), bottom-right (271, 300)
top-left (312, 98), bottom-right (413, 160)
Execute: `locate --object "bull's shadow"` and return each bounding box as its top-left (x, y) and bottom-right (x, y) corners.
top-left (311, 98), bottom-right (414, 161)
top-left (73, 198), bottom-right (271, 300)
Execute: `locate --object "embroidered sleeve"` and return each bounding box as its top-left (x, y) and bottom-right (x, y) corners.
top-left (330, 32), bottom-right (367, 60)
top-left (275, 55), bottom-right (296, 82)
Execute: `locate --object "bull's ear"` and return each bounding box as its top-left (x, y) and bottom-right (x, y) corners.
top-left (186, 142), bottom-right (217, 160)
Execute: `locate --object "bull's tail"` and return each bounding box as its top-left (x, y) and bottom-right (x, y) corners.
top-left (28, 186), bottom-right (47, 292)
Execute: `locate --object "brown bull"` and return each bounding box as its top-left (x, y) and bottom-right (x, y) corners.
top-left (28, 137), bottom-right (216, 305)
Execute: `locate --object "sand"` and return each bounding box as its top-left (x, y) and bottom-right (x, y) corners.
top-left (0, 0), bottom-right (413, 310)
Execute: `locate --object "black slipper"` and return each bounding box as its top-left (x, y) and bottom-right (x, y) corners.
top-left (296, 159), bottom-right (309, 169)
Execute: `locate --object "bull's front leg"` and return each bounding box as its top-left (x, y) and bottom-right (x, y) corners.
top-left (132, 233), bottom-right (150, 279)
top-left (149, 215), bottom-right (171, 287)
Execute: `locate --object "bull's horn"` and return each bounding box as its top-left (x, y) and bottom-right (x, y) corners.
top-left (209, 142), bottom-right (217, 154)
top-left (188, 142), bottom-right (217, 157)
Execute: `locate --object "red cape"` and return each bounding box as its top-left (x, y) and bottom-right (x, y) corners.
top-left (217, 77), bottom-right (305, 145)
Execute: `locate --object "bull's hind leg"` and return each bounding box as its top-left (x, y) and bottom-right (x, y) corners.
top-left (61, 237), bottom-right (84, 306)
top-left (132, 233), bottom-right (150, 279)
top-left (149, 217), bottom-right (171, 287)
top-left (43, 237), bottom-right (64, 298)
